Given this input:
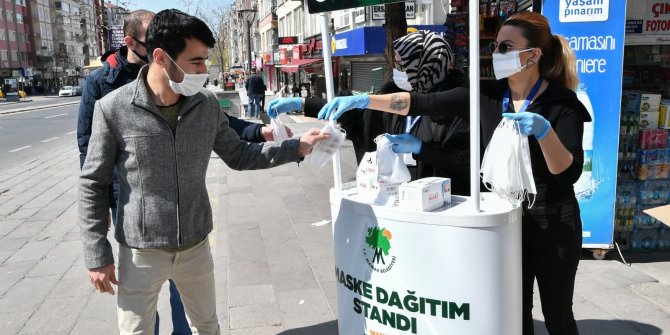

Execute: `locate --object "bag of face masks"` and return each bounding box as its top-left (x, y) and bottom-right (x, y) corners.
top-left (480, 119), bottom-right (537, 207)
top-left (270, 117), bottom-right (291, 141)
top-left (308, 122), bottom-right (346, 168)
top-left (356, 135), bottom-right (412, 206)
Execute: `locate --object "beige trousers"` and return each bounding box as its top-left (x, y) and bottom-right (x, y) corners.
top-left (116, 239), bottom-right (220, 335)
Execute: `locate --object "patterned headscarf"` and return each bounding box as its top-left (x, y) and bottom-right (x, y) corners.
top-left (393, 31), bottom-right (454, 93)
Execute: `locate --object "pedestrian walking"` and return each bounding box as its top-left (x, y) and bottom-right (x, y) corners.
top-left (245, 69), bottom-right (265, 118)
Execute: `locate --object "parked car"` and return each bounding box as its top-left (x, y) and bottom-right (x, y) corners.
top-left (59, 86), bottom-right (76, 97)
top-left (73, 86), bottom-right (83, 95)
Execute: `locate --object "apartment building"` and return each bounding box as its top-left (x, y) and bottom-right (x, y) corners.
top-left (0, 0), bottom-right (35, 95)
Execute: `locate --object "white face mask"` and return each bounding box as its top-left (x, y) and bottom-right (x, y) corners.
top-left (492, 49), bottom-right (534, 80)
top-left (163, 53), bottom-right (209, 96)
top-left (392, 68), bottom-right (413, 91)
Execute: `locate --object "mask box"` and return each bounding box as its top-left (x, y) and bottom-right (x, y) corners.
top-left (621, 91), bottom-right (662, 115)
top-left (640, 93), bottom-right (662, 114)
top-left (621, 90), bottom-right (641, 114)
top-left (658, 100), bottom-right (670, 129)
top-left (398, 177), bottom-right (451, 212)
top-left (640, 111), bottom-right (660, 130)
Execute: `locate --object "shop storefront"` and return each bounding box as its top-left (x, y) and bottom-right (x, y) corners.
top-left (332, 25), bottom-right (447, 94)
top-left (279, 43), bottom-right (326, 98)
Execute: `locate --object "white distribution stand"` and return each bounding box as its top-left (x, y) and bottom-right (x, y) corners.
top-left (319, 2), bottom-right (522, 334)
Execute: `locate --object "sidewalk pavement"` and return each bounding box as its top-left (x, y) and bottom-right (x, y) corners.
top-left (1, 96), bottom-right (670, 334)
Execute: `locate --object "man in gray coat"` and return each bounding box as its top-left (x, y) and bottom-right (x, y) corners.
top-left (79, 9), bottom-right (328, 334)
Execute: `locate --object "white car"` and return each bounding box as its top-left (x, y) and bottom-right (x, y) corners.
top-left (59, 86), bottom-right (76, 97)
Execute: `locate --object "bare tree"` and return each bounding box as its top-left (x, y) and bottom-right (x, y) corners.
top-left (179, 0), bottom-right (232, 70)
top-left (384, 2), bottom-right (407, 82)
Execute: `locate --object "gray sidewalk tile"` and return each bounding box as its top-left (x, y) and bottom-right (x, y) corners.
top-left (632, 262), bottom-right (670, 285)
top-left (3, 220), bottom-right (50, 240)
top-left (27, 200), bottom-right (73, 222)
top-left (229, 302), bottom-right (282, 329)
top-left (0, 237), bottom-right (29, 263)
top-left (2, 311), bottom-right (33, 335)
top-left (228, 284), bottom-right (276, 308)
top-left (48, 276), bottom-right (94, 298)
top-left (18, 296), bottom-right (88, 334)
top-left (0, 260), bottom-right (37, 296)
top-left (0, 275), bottom-right (59, 314)
top-left (4, 207), bottom-right (42, 221)
top-left (630, 282), bottom-right (670, 313)
top-left (230, 326), bottom-right (283, 335)
top-left (69, 318), bottom-right (119, 335)
top-left (0, 219), bottom-right (25, 238)
top-left (228, 261), bottom-right (273, 287)
top-left (27, 247), bottom-right (79, 278)
top-left (276, 288), bottom-right (333, 329)
top-left (76, 292), bottom-right (117, 320)
top-left (5, 239), bottom-right (57, 263)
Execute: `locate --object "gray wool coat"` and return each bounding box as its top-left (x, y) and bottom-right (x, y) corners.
top-left (79, 66), bottom-right (302, 269)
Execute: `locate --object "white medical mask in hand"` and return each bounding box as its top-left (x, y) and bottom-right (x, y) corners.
top-left (309, 122), bottom-right (346, 168)
top-left (163, 53), bottom-right (209, 96)
top-left (492, 49), bottom-right (533, 80)
top-left (271, 117), bottom-right (291, 141)
top-left (480, 118), bottom-right (536, 207)
top-left (392, 69), bottom-right (413, 91)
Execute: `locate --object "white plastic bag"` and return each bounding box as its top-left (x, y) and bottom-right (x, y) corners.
top-left (480, 119), bottom-right (536, 207)
top-left (270, 117), bottom-right (291, 141)
top-left (356, 135), bottom-right (412, 205)
top-left (309, 122), bottom-right (346, 168)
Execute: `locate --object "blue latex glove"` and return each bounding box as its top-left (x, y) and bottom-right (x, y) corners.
top-left (317, 94), bottom-right (370, 120)
top-left (267, 98), bottom-right (302, 118)
top-left (386, 133), bottom-right (423, 155)
top-left (502, 112), bottom-right (551, 140)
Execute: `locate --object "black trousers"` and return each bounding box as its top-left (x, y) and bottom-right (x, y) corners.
top-left (522, 198), bottom-right (582, 335)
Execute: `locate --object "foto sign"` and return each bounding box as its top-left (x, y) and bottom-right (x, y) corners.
top-left (307, 0), bottom-right (403, 14)
top-left (372, 2), bottom-right (415, 20)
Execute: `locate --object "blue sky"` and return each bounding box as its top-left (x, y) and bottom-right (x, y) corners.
top-left (127, 0), bottom-right (187, 14)
top-left (127, 0), bottom-right (233, 15)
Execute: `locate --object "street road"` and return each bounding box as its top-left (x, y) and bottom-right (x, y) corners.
top-left (0, 104), bottom-right (80, 172)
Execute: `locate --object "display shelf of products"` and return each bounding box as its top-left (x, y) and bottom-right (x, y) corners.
top-left (445, 0), bottom-right (518, 80)
top-left (615, 88), bottom-right (670, 252)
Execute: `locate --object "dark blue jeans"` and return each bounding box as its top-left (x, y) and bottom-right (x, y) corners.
top-left (155, 280), bottom-right (192, 335)
top-left (111, 208), bottom-right (192, 335)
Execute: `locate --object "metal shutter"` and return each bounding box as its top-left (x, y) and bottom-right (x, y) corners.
top-left (351, 61), bottom-right (388, 94)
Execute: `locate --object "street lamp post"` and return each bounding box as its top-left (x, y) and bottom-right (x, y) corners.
top-left (237, 2), bottom-right (257, 74)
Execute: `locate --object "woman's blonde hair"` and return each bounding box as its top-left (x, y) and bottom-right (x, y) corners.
top-left (504, 12), bottom-right (579, 90)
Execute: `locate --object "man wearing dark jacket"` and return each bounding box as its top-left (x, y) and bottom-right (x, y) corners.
top-left (76, 10), bottom-right (288, 335)
top-left (245, 69), bottom-right (265, 118)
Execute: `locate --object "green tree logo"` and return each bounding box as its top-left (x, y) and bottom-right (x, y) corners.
top-left (365, 227), bottom-right (392, 265)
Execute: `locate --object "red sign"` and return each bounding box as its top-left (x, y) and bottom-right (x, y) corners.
top-left (279, 48), bottom-right (287, 64)
top-left (278, 36), bottom-right (299, 45)
top-left (292, 45), bottom-right (303, 60)
top-left (305, 37), bottom-right (324, 57)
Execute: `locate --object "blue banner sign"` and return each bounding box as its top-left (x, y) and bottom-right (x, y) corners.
top-left (544, 0), bottom-right (627, 248)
